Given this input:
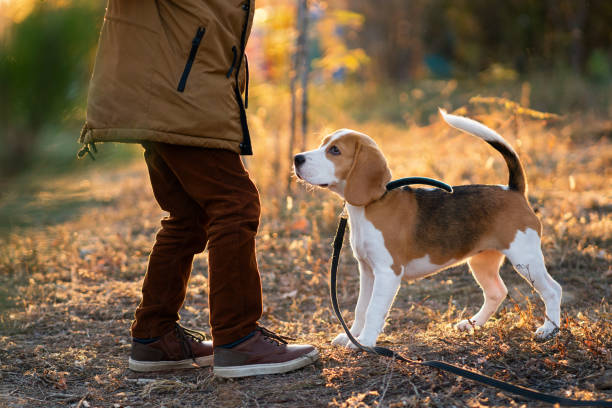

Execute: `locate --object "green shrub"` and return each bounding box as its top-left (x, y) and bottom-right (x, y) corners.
top-left (0, 2), bottom-right (104, 177)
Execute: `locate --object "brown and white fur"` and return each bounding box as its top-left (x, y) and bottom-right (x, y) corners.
top-left (294, 109), bottom-right (562, 349)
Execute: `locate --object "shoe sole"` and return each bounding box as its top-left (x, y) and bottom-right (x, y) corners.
top-left (128, 355), bottom-right (213, 372)
top-left (213, 349), bottom-right (319, 378)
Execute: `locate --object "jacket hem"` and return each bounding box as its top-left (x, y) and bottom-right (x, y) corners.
top-left (83, 128), bottom-right (242, 154)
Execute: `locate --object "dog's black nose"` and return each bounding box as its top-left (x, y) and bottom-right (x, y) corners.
top-left (294, 154), bottom-right (306, 166)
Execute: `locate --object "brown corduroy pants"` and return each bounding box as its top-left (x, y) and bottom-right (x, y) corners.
top-left (130, 142), bottom-right (262, 346)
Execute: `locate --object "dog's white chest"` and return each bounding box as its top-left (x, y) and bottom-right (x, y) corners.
top-left (346, 205), bottom-right (394, 270)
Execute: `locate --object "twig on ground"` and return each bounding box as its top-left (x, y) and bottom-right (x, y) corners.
top-left (377, 356), bottom-right (395, 405)
top-left (125, 378), bottom-right (157, 384)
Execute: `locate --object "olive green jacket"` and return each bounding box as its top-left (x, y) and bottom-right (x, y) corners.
top-left (80, 0), bottom-right (255, 155)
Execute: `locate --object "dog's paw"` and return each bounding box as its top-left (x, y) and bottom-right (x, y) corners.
top-left (534, 322), bottom-right (559, 340)
top-left (331, 333), bottom-right (350, 347)
top-left (455, 319), bottom-right (481, 332)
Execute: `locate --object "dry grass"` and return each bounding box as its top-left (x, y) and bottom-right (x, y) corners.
top-left (0, 95), bottom-right (611, 407)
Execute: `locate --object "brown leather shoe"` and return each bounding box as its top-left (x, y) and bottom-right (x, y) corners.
top-left (128, 324), bottom-right (213, 372)
top-left (213, 327), bottom-right (318, 378)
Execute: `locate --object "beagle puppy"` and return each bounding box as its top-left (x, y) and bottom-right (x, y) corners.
top-left (294, 110), bottom-right (562, 349)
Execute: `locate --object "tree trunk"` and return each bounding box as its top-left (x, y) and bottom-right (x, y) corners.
top-left (287, 0), bottom-right (309, 196)
top-left (299, 1), bottom-right (310, 152)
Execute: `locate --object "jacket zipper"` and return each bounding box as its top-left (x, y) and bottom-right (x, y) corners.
top-left (235, 0), bottom-right (252, 155)
top-left (177, 27), bottom-right (205, 92)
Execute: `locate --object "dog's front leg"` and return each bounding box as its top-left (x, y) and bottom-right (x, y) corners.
top-left (332, 260), bottom-right (374, 347)
top-left (349, 268), bottom-right (402, 349)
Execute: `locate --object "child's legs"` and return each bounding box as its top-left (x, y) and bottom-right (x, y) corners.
top-left (147, 143), bottom-right (263, 347)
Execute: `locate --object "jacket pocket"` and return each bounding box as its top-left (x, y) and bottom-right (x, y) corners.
top-left (177, 26), bottom-right (206, 92)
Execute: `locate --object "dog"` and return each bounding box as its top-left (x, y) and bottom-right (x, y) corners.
top-left (293, 109), bottom-right (562, 349)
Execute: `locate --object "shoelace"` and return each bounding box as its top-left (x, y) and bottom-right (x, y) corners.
top-left (256, 326), bottom-right (295, 346)
top-left (175, 324), bottom-right (207, 363)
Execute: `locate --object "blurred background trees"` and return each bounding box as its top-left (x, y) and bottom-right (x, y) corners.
top-left (348, 0), bottom-right (612, 80)
top-left (0, 0), bottom-right (610, 179)
top-left (0, 1), bottom-right (104, 176)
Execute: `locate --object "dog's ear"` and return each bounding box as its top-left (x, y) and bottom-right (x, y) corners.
top-left (344, 141), bottom-right (391, 206)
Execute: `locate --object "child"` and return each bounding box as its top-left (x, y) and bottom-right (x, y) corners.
top-left (80, 0), bottom-right (317, 378)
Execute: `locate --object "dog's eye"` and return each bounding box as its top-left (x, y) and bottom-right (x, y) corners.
top-left (328, 145), bottom-right (341, 155)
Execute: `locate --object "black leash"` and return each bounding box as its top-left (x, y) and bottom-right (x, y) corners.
top-left (329, 177), bottom-right (612, 407)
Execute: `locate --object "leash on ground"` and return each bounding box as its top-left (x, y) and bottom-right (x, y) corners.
top-left (329, 177), bottom-right (612, 407)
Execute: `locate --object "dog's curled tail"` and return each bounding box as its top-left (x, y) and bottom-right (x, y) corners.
top-left (439, 108), bottom-right (527, 195)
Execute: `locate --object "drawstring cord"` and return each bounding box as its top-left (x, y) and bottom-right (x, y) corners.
top-left (77, 143), bottom-right (97, 161)
top-left (227, 46), bottom-right (249, 109)
top-left (244, 52), bottom-right (249, 109)
top-left (77, 124), bottom-right (97, 160)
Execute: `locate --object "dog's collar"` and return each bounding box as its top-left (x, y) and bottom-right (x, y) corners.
top-left (385, 177), bottom-right (453, 193)
top-left (343, 176), bottom-right (452, 210)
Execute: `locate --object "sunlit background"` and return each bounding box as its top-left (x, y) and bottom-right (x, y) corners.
top-left (1, 0), bottom-right (610, 182)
